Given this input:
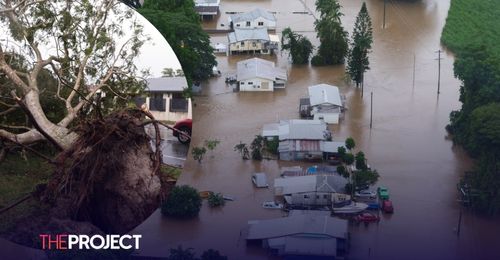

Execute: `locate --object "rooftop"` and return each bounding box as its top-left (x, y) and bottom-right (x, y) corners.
top-left (145, 77), bottom-right (187, 92)
top-left (279, 119), bottom-right (328, 140)
top-left (236, 58), bottom-right (287, 82)
top-left (246, 213), bottom-right (348, 240)
top-left (274, 175), bottom-right (348, 195)
top-left (230, 8), bottom-right (276, 23)
top-left (228, 28), bottom-right (269, 43)
top-left (308, 84), bottom-right (342, 107)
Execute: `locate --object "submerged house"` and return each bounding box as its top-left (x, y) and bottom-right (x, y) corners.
top-left (262, 120), bottom-right (331, 161)
top-left (236, 58), bottom-right (287, 91)
top-left (142, 77), bottom-right (192, 122)
top-left (227, 28), bottom-right (279, 55)
top-left (274, 175), bottom-right (348, 206)
top-left (300, 84), bottom-right (345, 124)
top-left (229, 8), bottom-right (277, 30)
top-left (194, 0), bottom-right (220, 19)
top-left (244, 210), bottom-right (349, 258)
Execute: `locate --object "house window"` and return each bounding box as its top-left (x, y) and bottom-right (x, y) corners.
top-left (241, 42), bottom-right (245, 47)
top-left (236, 24), bottom-right (240, 27)
top-left (323, 194), bottom-right (328, 199)
top-left (240, 82), bottom-right (245, 85)
top-left (246, 21), bottom-right (251, 27)
top-left (149, 93), bottom-right (166, 112)
top-left (252, 42), bottom-right (257, 47)
top-left (169, 93), bottom-right (188, 112)
top-left (316, 195), bottom-right (320, 199)
top-left (248, 82), bottom-right (253, 85)
top-left (303, 195), bottom-right (309, 199)
top-left (258, 21), bottom-right (264, 26)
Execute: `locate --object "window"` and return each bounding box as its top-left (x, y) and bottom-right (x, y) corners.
top-left (303, 195), bottom-right (309, 199)
top-left (236, 24), bottom-right (240, 27)
top-left (149, 95), bottom-right (166, 112)
top-left (246, 21), bottom-right (251, 27)
top-left (323, 194), bottom-right (328, 199)
top-left (240, 82), bottom-right (245, 85)
top-left (258, 21), bottom-right (264, 26)
top-left (241, 42), bottom-right (245, 46)
top-left (248, 82), bottom-right (253, 85)
top-left (252, 42), bottom-right (257, 47)
top-left (169, 93), bottom-right (188, 112)
top-left (316, 195), bottom-right (320, 199)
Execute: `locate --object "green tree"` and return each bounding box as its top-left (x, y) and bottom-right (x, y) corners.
top-left (201, 249), bottom-right (228, 260)
top-left (161, 185), bottom-right (202, 218)
top-left (347, 2), bottom-right (373, 87)
top-left (264, 136), bottom-right (279, 155)
top-left (0, 0), bottom-right (147, 149)
top-left (162, 68), bottom-right (175, 77)
top-left (312, 0), bottom-right (349, 65)
top-left (234, 142), bottom-right (250, 160)
top-left (139, 1), bottom-right (216, 87)
top-left (281, 27), bottom-right (314, 64)
top-left (191, 146), bottom-right (207, 163)
top-left (167, 246), bottom-right (196, 260)
top-left (355, 151), bottom-right (368, 170)
top-left (354, 169), bottom-right (380, 190)
top-left (337, 146), bottom-right (347, 158)
top-left (345, 137), bottom-right (356, 150)
top-left (250, 135), bottom-right (265, 161)
top-left (207, 192), bottom-right (225, 208)
top-left (343, 153), bottom-right (355, 165)
top-left (205, 139), bottom-right (220, 151)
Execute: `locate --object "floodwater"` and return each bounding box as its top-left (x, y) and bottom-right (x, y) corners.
top-left (132, 1), bottom-right (500, 259)
top-left (147, 125), bottom-right (189, 168)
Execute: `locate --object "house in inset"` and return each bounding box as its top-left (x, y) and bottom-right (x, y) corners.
top-left (229, 8), bottom-right (277, 30)
top-left (301, 84), bottom-right (345, 124)
top-left (236, 58), bottom-right (287, 91)
top-left (274, 175), bottom-right (348, 207)
top-left (194, 0), bottom-right (220, 19)
top-left (244, 211), bottom-right (349, 258)
top-left (142, 77), bottom-right (192, 122)
top-left (228, 28), bottom-right (279, 55)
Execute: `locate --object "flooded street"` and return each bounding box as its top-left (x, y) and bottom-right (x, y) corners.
top-left (133, 1), bottom-right (500, 259)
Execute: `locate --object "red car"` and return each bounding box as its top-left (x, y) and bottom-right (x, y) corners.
top-left (381, 200), bottom-right (394, 213)
top-left (353, 213), bottom-right (380, 223)
top-left (172, 118), bottom-right (192, 144)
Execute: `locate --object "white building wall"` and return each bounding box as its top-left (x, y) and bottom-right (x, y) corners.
top-left (239, 78), bottom-right (274, 92)
top-left (233, 17), bottom-right (276, 30)
top-left (229, 40), bottom-right (265, 53)
top-left (146, 93), bottom-right (192, 122)
top-left (313, 112), bottom-right (340, 124)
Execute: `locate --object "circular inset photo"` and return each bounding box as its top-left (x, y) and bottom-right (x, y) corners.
top-left (0, 0), bottom-right (191, 258)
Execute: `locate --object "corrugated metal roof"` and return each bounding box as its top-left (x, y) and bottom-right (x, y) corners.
top-left (228, 28), bottom-right (270, 43)
top-left (146, 77), bottom-right (187, 92)
top-left (236, 58), bottom-right (287, 82)
top-left (278, 119), bottom-right (328, 140)
top-left (320, 141), bottom-right (346, 153)
top-left (274, 175), bottom-right (317, 195)
top-left (195, 0), bottom-right (220, 6)
top-left (308, 84), bottom-right (342, 107)
top-left (283, 236), bottom-right (337, 256)
top-left (230, 8), bottom-right (276, 23)
top-left (252, 172), bottom-right (268, 187)
top-left (262, 123), bottom-right (280, 137)
top-left (246, 214), bottom-right (348, 240)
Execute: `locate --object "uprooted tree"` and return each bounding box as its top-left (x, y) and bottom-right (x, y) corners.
top-left (0, 0), bottom-right (176, 246)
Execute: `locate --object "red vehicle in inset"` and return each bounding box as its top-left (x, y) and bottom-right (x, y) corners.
top-left (353, 213), bottom-right (380, 223)
top-left (172, 118), bottom-right (192, 144)
top-left (381, 200), bottom-right (394, 213)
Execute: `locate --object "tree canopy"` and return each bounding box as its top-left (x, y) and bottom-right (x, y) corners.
top-left (346, 2), bottom-right (373, 87)
top-left (281, 27), bottom-right (313, 64)
top-left (312, 0), bottom-right (349, 66)
top-left (0, 0), bottom-right (148, 150)
top-left (139, 0), bottom-right (216, 88)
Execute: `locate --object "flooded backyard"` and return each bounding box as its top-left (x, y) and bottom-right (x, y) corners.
top-left (133, 0), bottom-right (500, 259)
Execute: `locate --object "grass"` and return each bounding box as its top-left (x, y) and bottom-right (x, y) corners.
top-left (441, 0), bottom-right (500, 56)
top-left (0, 151), bottom-right (53, 232)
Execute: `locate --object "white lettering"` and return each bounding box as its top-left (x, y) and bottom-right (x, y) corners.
top-left (90, 235), bottom-right (105, 249)
top-left (79, 235), bottom-right (90, 250)
top-left (132, 234), bottom-right (142, 250)
top-left (68, 235), bottom-right (78, 250)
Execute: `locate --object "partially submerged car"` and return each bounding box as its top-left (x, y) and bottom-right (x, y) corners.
top-left (172, 118), bottom-right (192, 144)
top-left (353, 212), bottom-right (380, 223)
top-left (377, 186), bottom-right (390, 200)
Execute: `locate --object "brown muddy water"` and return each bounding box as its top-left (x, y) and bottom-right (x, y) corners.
top-left (132, 1), bottom-right (500, 259)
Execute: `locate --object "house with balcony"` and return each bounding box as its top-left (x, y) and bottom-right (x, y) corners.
top-left (141, 77), bottom-right (192, 122)
top-left (227, 28), bottom-right (279, 55)
top-left (229, 8), bottom-right (277, 30)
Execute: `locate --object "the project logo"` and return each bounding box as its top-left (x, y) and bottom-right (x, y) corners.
top-left (39, 234), bottom-right (142, 250)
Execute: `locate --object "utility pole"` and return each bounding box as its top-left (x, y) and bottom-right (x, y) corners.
top-left (412, 53), bottom-right (416, 89)
top-left (436, 50), bottom-right (442, 95)
top-left (383, 0), bottom-right (387, 29)
top-left (370, 92), bottom-right (373, 129)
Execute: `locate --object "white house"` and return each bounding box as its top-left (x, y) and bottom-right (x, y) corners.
top-left (142, 77), bottom-right (192, 122)
top-left (307, 84), bottom-right (344, 124)
top-left (229, 8), bottom-right (277, 30)
top-left (227, 28), bottom-right (279, 55)
top-left (236, 58), bottom-right (287, 91)
top-left (194, 0), bottom-right (220, 19)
